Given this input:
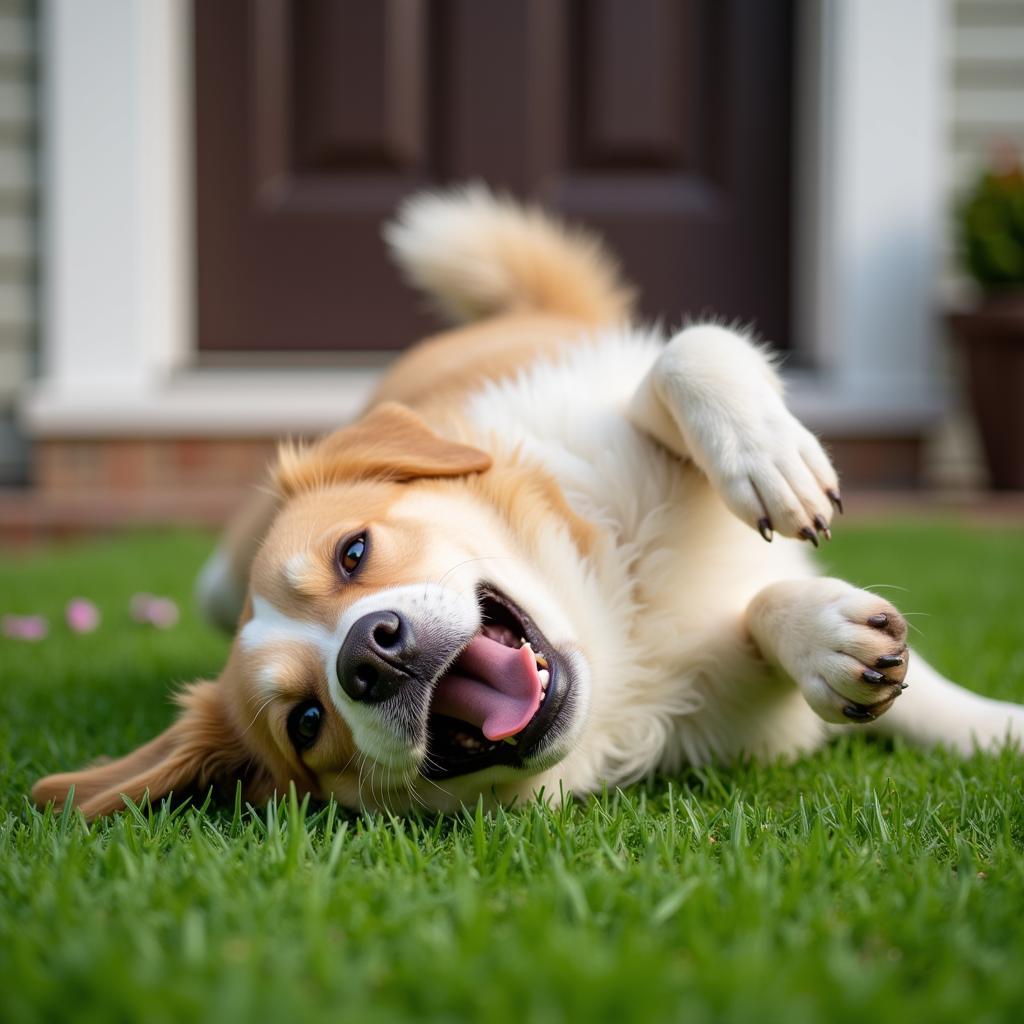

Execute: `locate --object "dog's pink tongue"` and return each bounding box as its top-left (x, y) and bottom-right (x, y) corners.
top-left (431, 635), bottom-right (542, 740)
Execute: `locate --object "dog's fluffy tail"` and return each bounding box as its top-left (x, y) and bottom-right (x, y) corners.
top-left (384, 183), bottom-right (633, 326)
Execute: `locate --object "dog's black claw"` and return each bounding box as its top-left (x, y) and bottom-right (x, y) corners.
top-left (757, 517), bottom-right (774, 543)
top-left (799, 527), bottom-right (819, 548)
top-left (827, 489), bottom-right (844, 514)
top-left (866, 613), bottom-right (889, 630)
top-left (842, 703), bottom-right (875, 722)
top-left (862, 668), bottom-right (886, 685)
top-left (813, 514), bottom-right (832, 541)
top-left (875, 654), bottom-right (903, 669)
top-left (899, 681), bottom-right (909, 691)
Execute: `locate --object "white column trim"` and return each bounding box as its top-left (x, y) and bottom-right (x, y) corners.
top-left (31, 0), bottom-right (191, 399)
top-left (790, 0), bottom-right (950, 431)
top-left (24, 0), bottom-right (950, 438)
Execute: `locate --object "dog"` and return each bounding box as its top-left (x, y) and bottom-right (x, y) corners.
top-left (33, 186), bottom-right (1024, 819)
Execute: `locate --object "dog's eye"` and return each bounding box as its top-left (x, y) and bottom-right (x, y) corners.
top-left (336, 532), bottom-right (367, 578)
top-left (287, 700), bottom-right (324, 751)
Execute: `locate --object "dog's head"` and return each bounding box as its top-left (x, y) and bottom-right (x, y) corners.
top-left (33, 403), bottom-right (593, 818)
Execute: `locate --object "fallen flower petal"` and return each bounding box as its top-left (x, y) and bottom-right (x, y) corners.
top-left (66, 598), bottom-right (101, 634)
top-left (129, 594), bottom-right (179, 629)
top-left (2, 614), bottom-right (48, 641)
top-left (145, 597), bottom-right (180, 630)
top-left (129, 593), bottom-right (156, 623)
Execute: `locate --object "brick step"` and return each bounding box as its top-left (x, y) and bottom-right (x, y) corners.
top-left (1, 486), bottom-right (1021, 548)
top-left (0, 486), bottom-right (248, 545)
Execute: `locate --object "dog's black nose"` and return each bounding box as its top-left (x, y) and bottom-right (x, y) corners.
top-left (337, 610), bottom-right (418, 703)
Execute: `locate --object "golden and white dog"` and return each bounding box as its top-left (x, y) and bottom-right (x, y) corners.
top-left (34, 187), bottom-right (1024, 818)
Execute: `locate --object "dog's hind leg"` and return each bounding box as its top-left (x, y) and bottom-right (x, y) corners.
top-left (746, 575), bottom-right (1024, 750)
top-left (627, 322), bottom-right (841, 545)
top-left (862, 656), bottom-right (1024, 754)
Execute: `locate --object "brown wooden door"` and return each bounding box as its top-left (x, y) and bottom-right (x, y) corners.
top-left (195, 0), bottom-right (793, 353)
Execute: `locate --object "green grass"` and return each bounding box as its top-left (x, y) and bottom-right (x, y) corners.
top-left (1, 525), bottom-right (1023, 1024)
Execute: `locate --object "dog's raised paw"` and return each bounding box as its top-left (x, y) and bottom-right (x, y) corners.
top-left (712, 408), bottom-right (841, 547)
top-left (645, 323), bottom-right (841, 545)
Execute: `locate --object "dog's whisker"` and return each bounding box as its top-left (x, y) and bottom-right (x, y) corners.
top-left (896, 611), bottom-right (930, 639)
top-left (366, 759), bottom-right (375, 810)
top-left (360, 749), bottom-right (376, 811)
top-left (436, 555), bottom-right (519, 589)
top-left (240, 695), bottom-right (277, 738)
top-left (415, 752), bottom-right (455, 800)
top-left (404, 775), bottom-right (427, 810)
top-left (330, 749), bottom-right (360, 790)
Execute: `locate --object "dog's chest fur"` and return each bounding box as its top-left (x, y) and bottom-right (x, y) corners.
top-left (463, 332), bottom-right (824, 790)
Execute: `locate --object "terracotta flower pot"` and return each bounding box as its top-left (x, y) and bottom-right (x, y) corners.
top-left (949, 292), bottom-right (1024, 490)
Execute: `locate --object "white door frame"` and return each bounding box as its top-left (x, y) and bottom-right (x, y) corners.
top-left (24, 0), bottom-right (949, 438)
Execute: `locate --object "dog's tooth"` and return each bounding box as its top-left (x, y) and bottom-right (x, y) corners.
top-left (538, 669), bottom-right (550, 688)
top-left (536, 653), bottom-right (548, 670)
top-left (503, 737), bottom-right (518, 746)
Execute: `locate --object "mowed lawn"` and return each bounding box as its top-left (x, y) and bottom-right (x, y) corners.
top-left (1, 524), bottom-right (1023, 1024)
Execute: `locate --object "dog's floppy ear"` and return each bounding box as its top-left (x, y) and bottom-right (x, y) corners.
top-left (31, 681), bottom-right (268, 819)
top-left (275, 401), bottom-right (492, 496)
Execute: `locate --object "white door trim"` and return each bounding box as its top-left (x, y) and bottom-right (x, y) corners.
top-left (35, 0), bottom-right (192, 396)
top-left (790, 0), bottom-right (950, 431)
top-left (24, 0), bottom-right (949, 437)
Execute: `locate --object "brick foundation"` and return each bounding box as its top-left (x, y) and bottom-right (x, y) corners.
top-left (31, 433), bottom-right (923, 496)
top-left (822, 437), bottom-right (924, 491)
top-left (0, 432), bottom-right (938, 545)
top-left (32, 437), bottom-right (295, 493)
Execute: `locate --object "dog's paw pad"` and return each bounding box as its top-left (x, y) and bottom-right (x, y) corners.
top-left (775, 589), bottom-right (910, 726)
top-left (810, 604), bottom-right (909, 722)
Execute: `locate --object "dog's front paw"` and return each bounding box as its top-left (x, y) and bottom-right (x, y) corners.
top-left (750, 579), bottom-right (909, 725)
top-left (644, 323), bottom-right (841, 545)
top-left (795, 592), bottom-right (909, 724)
top-left (706, 400), bottom-right (841, 546)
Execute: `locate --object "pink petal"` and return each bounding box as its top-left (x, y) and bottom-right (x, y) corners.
top-left (2, 614), bottom-right (49, 641)
top-left (130, 593), bottom-right (155, 623)
top-left (146, 597), bottom-right (180, 629)
top-left (66, 598), bottom-right (101, 633)
top-left (130, 594), bottom-right (179, 629)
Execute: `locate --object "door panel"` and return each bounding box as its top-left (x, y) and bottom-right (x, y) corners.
top-left (575, 0), bottom-right (692, 168)
top-left (195, 0), bottom-right (793, 352)
top-left (291, 1), bottom-right (428, 173)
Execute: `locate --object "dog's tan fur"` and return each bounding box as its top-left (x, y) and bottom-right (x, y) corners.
top-left (33, 186), bottom-right (1024, 819)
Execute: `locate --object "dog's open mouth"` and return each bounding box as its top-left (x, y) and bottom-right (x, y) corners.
top-left (422, 587), bottom-right (569, 780)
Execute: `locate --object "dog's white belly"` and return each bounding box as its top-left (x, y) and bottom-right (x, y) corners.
top-left (464, 332), bottom-right (827, 792)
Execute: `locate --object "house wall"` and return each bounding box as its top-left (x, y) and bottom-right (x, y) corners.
top-left (14, 2), bottom-right (1003, 505)
top-left (0, 0), bottom-right (35, 483)
top-left (926, 0), bottom-right (1024, 489)
top-left (946, 0), bottom-right (1024, 285)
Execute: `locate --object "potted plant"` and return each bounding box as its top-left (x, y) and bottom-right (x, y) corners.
top-left (949, 151), bottom-right (1024, 489)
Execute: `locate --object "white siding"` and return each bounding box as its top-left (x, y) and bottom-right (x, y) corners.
top-left (0, 0), bottom-right (34, 481)
top-left (929, 0), bottom-right (1024, 489)
top-left (946, 0), bottom-right (1024, 288)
